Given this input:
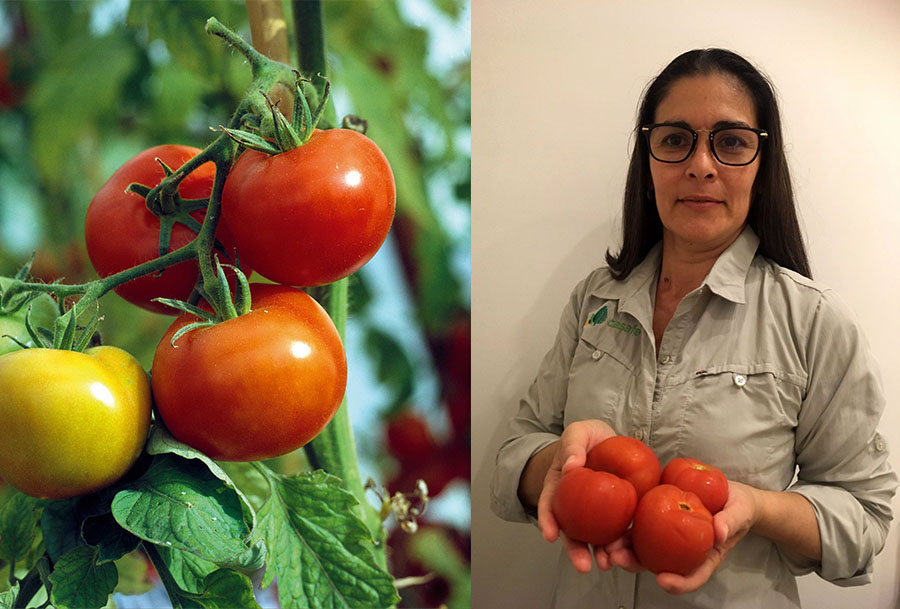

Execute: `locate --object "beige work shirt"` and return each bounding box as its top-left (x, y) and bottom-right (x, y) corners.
top-left (490, 226), bottom-right (897, 608)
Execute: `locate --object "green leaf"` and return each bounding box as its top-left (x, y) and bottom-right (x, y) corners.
top-left (0, 583), bottom-right (18, 609)
top-left (0, 492), bottom-right (40, 563)
top-left (364, 327), bottom-right (415, 409)
top-left (41, 498), bottom-right (86, 562)
top-left (177, 569), bottom-right (261, 609)
top-left (48, 546), bottom-right (117, 609)
top-left (110, 454), bottom-right (250, 566)
top-left (145, 426), bottom-right (257, 531)
top-left (255, 470), bottom-right (399, 609)
top-left (154, 544), bottom-right (218, 594)
top-left (81, 514), bottom-right (141, 565)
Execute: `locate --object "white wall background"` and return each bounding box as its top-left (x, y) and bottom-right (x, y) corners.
top-left (471, 1), bottom-right (900, 608)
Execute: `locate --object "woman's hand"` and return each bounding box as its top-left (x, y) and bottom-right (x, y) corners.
top-left (652, 480), bottom-right (761, 594)
top-left (534, 419), bottom-right (617, 572)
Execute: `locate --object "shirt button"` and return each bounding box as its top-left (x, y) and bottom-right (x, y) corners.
top-left (592, 350), bottom-right (602, 360)
top-left (661, 355), bottom-right (672, 364)
top-left (875, 438), bottom-right (886, 452)
top-left (733, 374), bottom-right (747, 387)
top-left (633, 429), bottom-right (644, 441)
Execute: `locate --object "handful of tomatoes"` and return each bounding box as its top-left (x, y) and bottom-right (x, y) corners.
top-left (551, 435), bottom-right (729, 576)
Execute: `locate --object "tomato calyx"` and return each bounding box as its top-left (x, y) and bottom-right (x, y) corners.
top-left (220, 72), bottom-right (331, 156)
top-left (153, 257), bottom-right (253, 344)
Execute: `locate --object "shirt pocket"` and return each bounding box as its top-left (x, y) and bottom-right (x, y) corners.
top-left (676, 363), bottom-right (803, 489)
top-left (564, 333), bottom-right (633, 431)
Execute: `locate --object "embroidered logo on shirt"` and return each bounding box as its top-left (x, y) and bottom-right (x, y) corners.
top-left (585, 305), bottom-right (641, 336)
top-left (586, 305), bottom-right (608, 326)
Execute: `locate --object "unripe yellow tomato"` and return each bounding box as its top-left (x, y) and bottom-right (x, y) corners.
top-left (0, 346), bottom-right (151, 499)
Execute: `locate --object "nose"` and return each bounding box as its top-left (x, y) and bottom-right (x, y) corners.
top-left (685, 137), bottom-right (717, 180)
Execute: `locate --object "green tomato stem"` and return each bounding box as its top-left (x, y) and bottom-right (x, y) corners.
top-left (11, 562), bottom-right (42, 609)
top-left (292, 0), bottom-right (387, 568)
top-left (142, 543), bottom-right (185, 609)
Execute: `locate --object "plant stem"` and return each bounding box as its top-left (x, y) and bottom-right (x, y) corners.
top-left (11, 565), bottom-right (42, 609)
top-left (291, 0), bottom-right (387, 566)
top-left (143, 543), bottom-right (185, 609)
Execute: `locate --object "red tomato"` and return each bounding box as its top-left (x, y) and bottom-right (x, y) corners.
top-left (385, 412), bottom-right (437, 461)
top-left (151, 283), bottom-right (346, 461)
top-left (85, 145), bottom-right (247, 315)
top-left (585, 435), bottom-right (661, 500)
top-left (631, 484), bottom-right (714, 575)
top-left (221, 129), bottom-right (395, 287)
top-left (551, 467), bottom-right (637, 546)
top-left (661, 457), bottom-right (729, 514)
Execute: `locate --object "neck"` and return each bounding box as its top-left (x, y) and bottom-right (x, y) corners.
top-left (658, 230), bottom-right (738, 299)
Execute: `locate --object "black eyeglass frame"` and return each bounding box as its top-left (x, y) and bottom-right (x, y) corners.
top-left (640, 123), bottom-right (769, 166)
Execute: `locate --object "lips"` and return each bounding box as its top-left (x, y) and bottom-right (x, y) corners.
top-left (678, 195), bottom-right (723, 203)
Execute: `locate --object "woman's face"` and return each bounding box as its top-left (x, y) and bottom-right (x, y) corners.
top-left (649, 73), bottom-right (761, 253)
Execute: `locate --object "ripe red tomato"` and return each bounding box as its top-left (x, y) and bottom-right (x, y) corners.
top-left (85, 145), bottom-right (247, 315)
top-left (631, 484), bottom-right (714, 575)
top-left (221, 129), bottom-right (395, 287)
top-left (385, 412), bottom-right (437, 461)
top-left (661, 457), bottom-right (729, 514)
top-left (585, 435), bottom-right (661, 499)
top-left (551, 467), bottom-right (637, 546)
top-left (151, 283), bottom-right (347, 461)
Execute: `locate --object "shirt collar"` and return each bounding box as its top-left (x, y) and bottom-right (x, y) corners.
top-left (702, 225), bottom-right (760, 304)
top-left (595, 224), bottom-right (760, 307)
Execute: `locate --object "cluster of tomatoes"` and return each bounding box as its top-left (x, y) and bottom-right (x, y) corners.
top-left (552, 435), bottom-right (728, 576)
top-left (0, 128), bottom-right (395, 500)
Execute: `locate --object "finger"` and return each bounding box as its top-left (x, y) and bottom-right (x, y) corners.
top-left (562, 534), bottom-right (594, 574)
top-left (537, 470), bottom-right (562, 542)
top-left (656, 552), bottom-right (721, 595)
top-left (593, 546), bottom-right (613, 571)
top-left (608, 547), bottom-right (644, 573)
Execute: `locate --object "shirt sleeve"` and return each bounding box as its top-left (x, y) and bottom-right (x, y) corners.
top-left (784, 289), bottom-right (898, 585)
top-left (489, 276), bottom-right (590, 524)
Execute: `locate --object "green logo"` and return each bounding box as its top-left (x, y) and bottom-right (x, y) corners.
top-left (585, 305), bottom-right (641, 336)
top-left (586, 305), bottom-right (608, 326)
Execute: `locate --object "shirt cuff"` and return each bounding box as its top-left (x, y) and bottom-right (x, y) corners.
top-left (490, 432), bottom-right (560, 523)
top-left (785, 483), bottom-right (874, 586)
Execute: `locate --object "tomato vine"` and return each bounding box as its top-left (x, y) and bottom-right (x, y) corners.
top-left (0, 5), bottom-right (416, 608)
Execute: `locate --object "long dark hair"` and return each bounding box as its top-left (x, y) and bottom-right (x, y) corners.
top-left (605, 48), bottom-right (812, 279)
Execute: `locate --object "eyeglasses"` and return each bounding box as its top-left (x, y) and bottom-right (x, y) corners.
top-left (641, 123), bottom-right (768, 166)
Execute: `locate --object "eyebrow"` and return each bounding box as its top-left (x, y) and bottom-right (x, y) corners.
top-left (660, 119), bottom-right (754, 130)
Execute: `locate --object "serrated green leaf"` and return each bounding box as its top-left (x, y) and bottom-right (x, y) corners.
top-left (145, 426), bottom-right (257, 531)
top-left (48, 546), bottom-right (117, 609)
top-left (41, 498), bottom-right (86, 562)
top-left (0, 582), bottom-right (18, 609)
top-left (111, 454), bottom-right (250, 566)
top-left (0, 492), bottom-right (40, 562)
top-left (255, 470), bottom-right (399, 609)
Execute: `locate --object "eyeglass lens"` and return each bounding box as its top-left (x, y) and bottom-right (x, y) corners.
top-left (648, 125), bottom-right (760, 165)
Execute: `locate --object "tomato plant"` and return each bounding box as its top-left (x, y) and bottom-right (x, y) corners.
top-left (84, 145), bottom-right (247, 315)
top-left (221, 128), bottom-right (396, 287)
top-left (0, 346), bottom-right (151, 499)
top-left (551, 467), bottom-right (637, 546)
top-left (0, 276), bottom-right (58, 355)
top-left (585, 435), bottom-right (661, 500)
top-left (152, 283), bottom-right (347, 461)
top-left (631, 484), bottom-right (714, 575)
top-left (661, 457), bottom-right (729, 514)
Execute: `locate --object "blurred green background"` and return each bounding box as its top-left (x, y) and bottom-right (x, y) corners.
top-left (0, 0), bottom-right (470, 607)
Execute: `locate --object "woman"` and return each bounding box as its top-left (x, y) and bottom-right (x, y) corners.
top-left (489, 48), bottom-right (897, 608)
